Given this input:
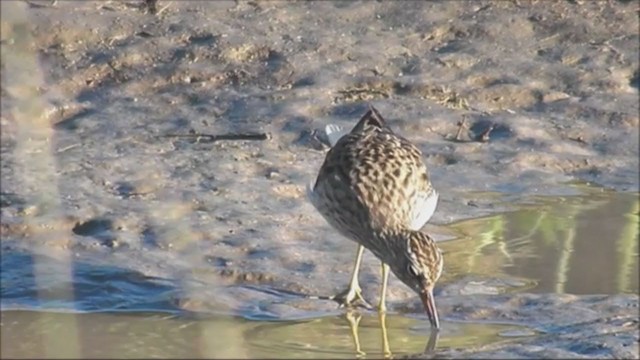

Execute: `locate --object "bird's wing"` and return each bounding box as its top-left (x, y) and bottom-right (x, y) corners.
top-left (324, 124), bottom-right (349, 147)
top-left (409, 189), bottom-right (439, 231)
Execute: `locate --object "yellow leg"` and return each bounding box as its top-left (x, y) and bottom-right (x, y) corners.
top-left (348, 245), bottom-right (365, 293)
top-left (424, 328), bottom-right (440, 354)
top-left (378, 311), bottom-right (391, 358)
top-left (333, 245), bottom-right (371, 308)
top-left (345, 310), bottom-right (366, 357)
top-left (378, 262), bottom-right (390, 312)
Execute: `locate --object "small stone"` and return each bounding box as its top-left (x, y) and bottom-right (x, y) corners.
top-left (266, 170), bottom-right (280, 179)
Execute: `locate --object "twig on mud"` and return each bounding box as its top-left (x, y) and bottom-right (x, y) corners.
top-left (446, 117), bottom-right (495, 144)
top-left (156, 1), bottom-right (171, 16)
top-left (57, 144), bottom-right (81, 153)
top-left (568, 135), bottom-right (587, 144)
top-left (161, 132), bottom-right (270, 143)
top-left (475, 123), bottom-right (495, 143)
top-left (25, 0), bottom-right (57, 8)
top-left (454, 117), bottom-right (467, 141)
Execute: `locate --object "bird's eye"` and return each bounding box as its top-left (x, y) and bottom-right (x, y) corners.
top-left (407, 263), bottom-right (421, 277)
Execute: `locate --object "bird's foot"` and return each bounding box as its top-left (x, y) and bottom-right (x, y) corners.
top-left (332, 286), bottom-right (372, 310)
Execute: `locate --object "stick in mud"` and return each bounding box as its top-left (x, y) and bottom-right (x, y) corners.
top-left (449, 118), bottom-right (495, 143)
top-left (476, 123), bottom-right (495, 143)
top-left (454, 118), bottom-right (467, 141)
top-left (161, 132), bottom-right (270, 143)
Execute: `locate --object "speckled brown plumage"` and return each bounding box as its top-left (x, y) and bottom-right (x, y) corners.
top-left (308, 106), bottom-right (443, 328)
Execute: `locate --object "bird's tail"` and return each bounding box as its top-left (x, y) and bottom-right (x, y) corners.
top-left (324, 124), bottom-right (348, 147)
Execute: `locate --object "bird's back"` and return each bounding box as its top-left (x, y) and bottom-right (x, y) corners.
top-left (310, 107), bottom-right (437, 245)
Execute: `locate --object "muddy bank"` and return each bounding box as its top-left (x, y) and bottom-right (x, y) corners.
top-left (418, 294), bottom-right (639, 359)
top-left (2, 0), bottom-right (638, 223)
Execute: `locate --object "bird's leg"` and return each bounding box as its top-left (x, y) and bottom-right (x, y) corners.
top-left (345, 310), bottom-right (366, 357)
top-left (378, 311), bottom-right (392, 358)
top-left (378, 262), bottom-right (390, 312)
top-left (424, 328), bottom-right (440, 354)
top-left (333, 245), bottom-right (371, 309)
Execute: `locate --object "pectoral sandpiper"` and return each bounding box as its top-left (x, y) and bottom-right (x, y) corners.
top-left (307, 105), bottom-right (443, 328)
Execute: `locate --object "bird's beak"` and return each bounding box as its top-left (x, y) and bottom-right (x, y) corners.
top-left (420, 287), bottom-right (440, 329)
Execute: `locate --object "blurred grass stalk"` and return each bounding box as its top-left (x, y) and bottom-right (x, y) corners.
top-left (1, 1), bottom-right (244, 356)
top-left (147, 200), bottom-right (248, 357)
top-left (467, 215), bottom-right (506, 270)
top-left (1, 1), bottom-right (79, 358)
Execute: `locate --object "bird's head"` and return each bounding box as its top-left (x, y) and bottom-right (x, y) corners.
top-left (388, 230), bottom-right (443, 329)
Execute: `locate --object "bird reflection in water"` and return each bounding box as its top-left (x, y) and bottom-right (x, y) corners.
top-left (343, 310), bottom-right (439, 358)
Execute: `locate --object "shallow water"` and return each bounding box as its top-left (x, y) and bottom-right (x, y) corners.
top-left (442, 190), bottom-right (639, 295)
top-left (1, 192), bottom-right (637, 358)
top-left (0, 310), bottom-right (531, 359)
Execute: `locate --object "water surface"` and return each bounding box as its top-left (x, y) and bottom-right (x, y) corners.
top-left (442, 190), bottom-right (638, 295)
top-left (1, 310), bottom-right (527, 359)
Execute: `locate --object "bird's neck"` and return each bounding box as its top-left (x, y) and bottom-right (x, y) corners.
top-left (368, 228), bottom-right (416, 264)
